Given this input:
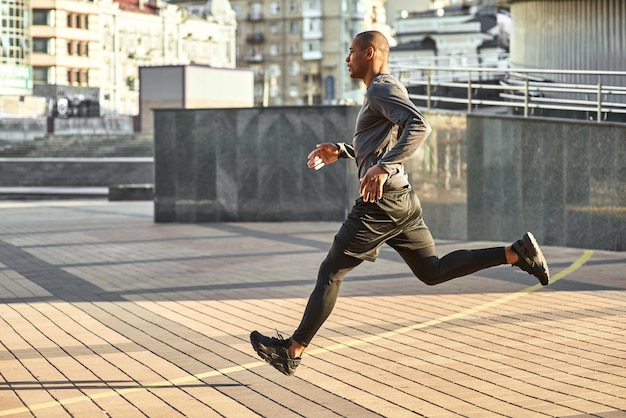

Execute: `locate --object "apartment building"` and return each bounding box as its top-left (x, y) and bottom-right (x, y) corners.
top-left (99, 0), bottom-right (237, 114)
top-left (390, 2), bottom-right (510, 67)
top-left (0, 0), bottom-right (41, 115)
top-left (228, 0), bottom-right (393, 106)
top-left (31, 0), bottom-right (100, 89)
top-left (1, 0), bottom-right (31, 92)
top-left (29, 0), bottom-right (102, 116)
top-left (3, 0), bottom-right (393, 116)
top-left (5, 0), bottom-right (237, 116)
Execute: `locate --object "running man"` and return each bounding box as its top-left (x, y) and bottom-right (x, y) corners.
top-left (250, 30), bottom-right (549, 376)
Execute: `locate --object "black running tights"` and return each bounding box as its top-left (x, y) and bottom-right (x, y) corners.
top-left (291, 243), bottom-right (507, 347)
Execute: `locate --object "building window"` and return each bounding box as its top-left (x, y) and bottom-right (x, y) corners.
top-left (32, 38), bottom-right (49, 53)
top-left (32, 9), bottom-right (51, 26)
top-left (67, 41), bottom-right (79, 56)
top-left (289, 1), bottom-right (298, 13)
top-left (305, 40), bottom-right (320, 52)
top-left (304, 0), bottom-right (322, 11)
top-left (289, 61), bottom-right (300, 76)
top-left (289, 84), bottom-right (299, 97)
top-left (268, 64), bottom-right (281, 78)
top-left (269, 43), bottom-right (278, 56)
top-left (67, 13), bottom-right (88, 28)
top-left (33, 67), bottom-right (50, 83)
top-left (305, 18), bottom-right (322, 32)
top-left (254, 84), bottom-right (263, 98)
top-left (269, 2), bottom-right (280, 15)
top-left (77, 42), bottom-right (88, 56)
top-left (290, 21), bottom-right (299, 34)
top-left (66, 68), bottom-right (83, 86)
top-left (0, 0), bottom-right (29, 65)
top-left (269, 84), bottom-right (279, 98)
top-left (250, 2), bottom-right (263, 20)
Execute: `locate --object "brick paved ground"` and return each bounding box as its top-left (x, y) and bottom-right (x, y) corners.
top-left (0, 200), bottom-right (624, 418)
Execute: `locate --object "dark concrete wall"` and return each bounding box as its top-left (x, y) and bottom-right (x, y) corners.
top-left (154, 106), bottom-right (361, 222)
top-left (154, 106), bottom-right (624, 251)
top-left (467, 115), bottom-right (625, 251)
top-left (153, 106), bottom-right (469, 237)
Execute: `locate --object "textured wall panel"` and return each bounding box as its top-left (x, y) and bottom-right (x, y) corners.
top-left (467, 114), bottom-right (625, 251)
top-left (153, 106), bottom-right (360, 222)
top-left (511, 0), bottom-right (626, 88)
top-left (152, 106), bottom-right (469, 238)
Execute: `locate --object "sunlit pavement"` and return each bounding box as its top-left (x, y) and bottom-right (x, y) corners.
top-left (0, 200), bottom-right (624, 417)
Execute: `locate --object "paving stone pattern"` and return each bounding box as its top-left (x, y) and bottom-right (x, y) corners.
top-left (0, 201), bottom-right (624, 417)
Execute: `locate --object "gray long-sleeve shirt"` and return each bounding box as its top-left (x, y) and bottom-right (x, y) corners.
top-left (337, 74), bottom-right (432, 191)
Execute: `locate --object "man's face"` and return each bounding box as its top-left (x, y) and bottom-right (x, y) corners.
top-left (345, 39), bottom-right (369, 80)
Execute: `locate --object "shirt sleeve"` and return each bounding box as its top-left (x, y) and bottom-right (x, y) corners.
top-left (368, 83), bottom-right (432, 174)
top-left (335, 142), bottom-right (355, 159)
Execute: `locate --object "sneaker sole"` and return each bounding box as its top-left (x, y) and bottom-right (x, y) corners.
top-left (525, 232), bottom-right (550, 286)
top-left (253, 347), bottom-right (273, 363)
top-left (250, 333), bottom-right (274, 364)
top-left (250, 332), bottom-right (299, 376)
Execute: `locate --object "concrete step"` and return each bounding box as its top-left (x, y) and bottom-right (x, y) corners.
top-left (0, 134), bottom-right (154, 158)
top-left (0, 158), bottom-right (154, 188)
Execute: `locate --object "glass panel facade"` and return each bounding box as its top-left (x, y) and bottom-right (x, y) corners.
top-left (0, 0), bottom-right (32, 94)
top-left (0, 0), bottom-right (30, 64)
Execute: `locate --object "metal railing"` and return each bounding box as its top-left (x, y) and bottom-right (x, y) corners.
top-left (389, 59), bottom-right (626, 123)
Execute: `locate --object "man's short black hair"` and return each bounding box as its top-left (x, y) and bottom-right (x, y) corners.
top-left (354, 30), bottom-right (390, 56)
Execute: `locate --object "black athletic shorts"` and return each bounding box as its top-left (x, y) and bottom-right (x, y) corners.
top-left (334, 186), bottom-right (434, 262)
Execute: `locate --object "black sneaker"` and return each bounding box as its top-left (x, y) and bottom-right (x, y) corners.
top-left (512, 232), bottom-right (550, 286)
top-left (250, 331), bottom-right (301, 376)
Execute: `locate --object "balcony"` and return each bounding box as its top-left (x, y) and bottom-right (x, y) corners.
top-left (247, 11), bottom-right (263, 21)
top-left (302, 50), bottom-right (322, 61)
top-left (245, 53), bottom-right (264, 63)
top-left (303, 30), bottom-right (323, 40)
top-left (302, 8), bottom-right (322, 18)
top-left (246, 33), bottom-right (265, 44)
top-left (351, 11), bottom-right (365, 20)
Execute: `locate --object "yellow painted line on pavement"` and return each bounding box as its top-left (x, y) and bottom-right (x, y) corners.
top-left (308, 249), bottom-right (594, 354)
top-left (0, 361), bottom-right (268, 416)
top-left (0, 250), bottom-right (594, 416)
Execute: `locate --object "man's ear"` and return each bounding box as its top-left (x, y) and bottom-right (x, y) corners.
top-left (366, 46), bottom-right (374, 59)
